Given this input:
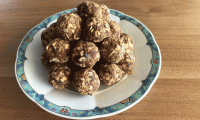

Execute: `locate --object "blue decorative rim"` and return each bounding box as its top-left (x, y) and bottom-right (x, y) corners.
top-left (15, 8), bottom-right (161, 118)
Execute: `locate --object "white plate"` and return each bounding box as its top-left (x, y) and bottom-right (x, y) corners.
top-left (15, 8), bottom-right (161, 119)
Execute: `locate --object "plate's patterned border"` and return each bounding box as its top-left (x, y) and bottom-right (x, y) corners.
top-left (15, 9), bottom-right (160, 117)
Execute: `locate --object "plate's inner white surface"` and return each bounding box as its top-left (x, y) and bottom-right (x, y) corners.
top-left (24, 14), bottom-right (152, 110)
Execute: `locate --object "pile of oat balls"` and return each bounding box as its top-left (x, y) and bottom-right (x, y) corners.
top-left (41, 1), bottom-right (135, 95)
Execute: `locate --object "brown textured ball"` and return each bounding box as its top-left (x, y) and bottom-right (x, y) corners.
top-left (41, 23), bottom-right (57, 47)
top-left (109, 21), bottom-right (122, 39)
top-left (41, 51), bottom-right (55, 69)
top-left (48, 64), bottom-right (71, 90)
top-left (99, 63), bottom-right (124, 86)
top-left (120, 33), bottom-right (134, 54)
top-left (46, 38), bottom-right (70, 63)
top-left (72, 41), bottom-right (100, 68)
top-left (101, 37), bottom-right (125, 63)
top-left (73, 68), bottom-right (100, 95)
top-left (77, 1), bottom-right (102, 19)
top-left (55, 13), bottom-right (82, 41)
top-left (85, 17), bottom-right (110, 42)
top-left (100, 4), bottom-right (111, 22)
top-left (117, 53), bottom-right (135, 74)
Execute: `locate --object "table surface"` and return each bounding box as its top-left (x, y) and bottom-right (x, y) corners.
top-left (1, 0), bottom-right (200, 119)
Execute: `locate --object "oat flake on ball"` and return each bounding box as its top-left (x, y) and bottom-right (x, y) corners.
top-left (85, 17), bottom-right (110, 43)
top-left (99, 64), bottom-right (124, 86)
top-left (41, 23), bottom-right (57, 47)
top-left (73, 68), bottom-right (100, 95)
top-left (100, 4), bottom-right (111, 22)
top-left (77, 1), bottom-right (102, 19)
top-left (119, 33), bottom-right (134, 54)
top-left (41, 51), bottom-right (55, 70)
top-left (101, 37), bottom-right (125, 63)
top-left (46, 38), bottom-right (70, 63)
top-left (56, 13), bottom-right (82, 41)
top-left (48, 64), bottom-right (71, 90)
top-left (72, 41), bottom-right (100, 68)
top-left (117, 53), bottom-right (135, 74)
top-left (109, 21), bottom-right (122, 40)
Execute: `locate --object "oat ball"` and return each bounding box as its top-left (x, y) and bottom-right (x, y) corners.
top-left (73, 68), bottom-right (100, 95)
top-left (117, 53), bottom-right (135, 74)
top-left (101, 37), bottom-right (125, 63)
top-left (46, 38), bottom-right (70, 63)
top-left (77, 1), bottom-right (102, 19)
top-left (48, 64), bottom-right (71, 90)
top-left (109, 21), bottom-right (122, 39)
top-left (41, 23), bottom-right (57, 47)
top-left (120, 33), bottom-right (134, 54)
top-left (72, 41), bottom-right (100, 68)
top-left (99, 64), bottom-right (124, 86)
top-left (55, 13), bottom-right (82, 41)
top-left (41, 51), bottom-right (55, 69)
top-left (100, 4), bottom-right (111, 22)
top-left (85, 17), bottom-right (110, 42)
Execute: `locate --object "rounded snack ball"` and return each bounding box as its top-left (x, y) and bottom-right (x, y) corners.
top-left (117, 53), bottom-right (135, 74)
top-left (85, 17), bottom-right (110, 43)
top-left (48, 64), bottom-right (71, 90)
top-left (56, 13), bottom-right (82, 41)
top-left (41, 23), bottom-right (57, 47)
top-left (120, 33), bottom-right (134, 54)
top-left (41, 51), bottom-right (55, 70)
top-left (46, 38), bottom-right (70, 63)
top-left (72, 41), bottom-right (100, 68)
top-left (99, 63), bottom-right (124, 86)
top-left (100, 4), bottom-right (111, 22)
top-left (77, 1), bottom-right (102, 19)
top-left (109, 21), bottom-right (122, 39)
top-left (101, 37), bottom-right (125, 63)
top-left (73, 68), bottom-right (100, 95)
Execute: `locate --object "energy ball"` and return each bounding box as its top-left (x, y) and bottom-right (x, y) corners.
top-left (117, 53), bottom-right (135, 74)
top-left (100, 4), bottom-right (111, 22)
top-left (99, 63), bottom-right (124, 86)
top-left (72, 41), bottom-right (100, 68)
top-left (85, 17), bottom-right (110, 42)
top-left (41, 23), bottom-right (57, 47)
top-left (109, 21), bottom-right (122, 39)
top-left (41, 51), bottom-right (55, 69)
top-left (101, 37), bottom-right (125, 63)
top-left (56, 13), bottom-right (82, 41)
top-left (48, 64), bottom-right (71, 90)
top-left (77, 1), bottom-right (102, 19)
top-left (46, 38), bottom-right (70, 63)
top-left (120, 33), bottom-right (134, 54)
top-left (73, 68), bottom-right (100, 95)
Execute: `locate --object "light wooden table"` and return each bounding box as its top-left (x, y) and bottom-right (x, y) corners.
top-left (1, 0), bottom-right (200, 119)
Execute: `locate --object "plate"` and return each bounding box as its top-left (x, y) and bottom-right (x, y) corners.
top-left (15, 8), bottom-right (161, 119)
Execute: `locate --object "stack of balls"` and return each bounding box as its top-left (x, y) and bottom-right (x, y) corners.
top-left (41, 1), bottom-right (135, 95)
